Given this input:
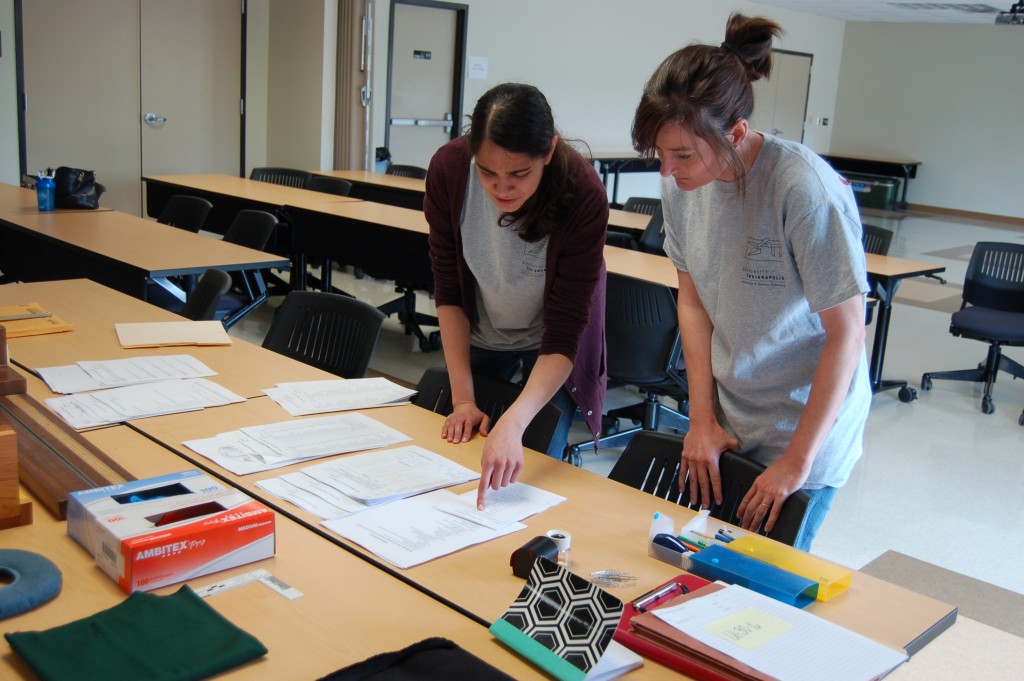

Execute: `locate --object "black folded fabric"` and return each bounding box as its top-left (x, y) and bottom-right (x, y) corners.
top-left (4, 584), bottom-right (267, 681)
top-left (319, 637), bottom-right (515, 681)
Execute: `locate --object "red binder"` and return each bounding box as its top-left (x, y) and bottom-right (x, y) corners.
top-left (613, 574), bottom-right (774, 681)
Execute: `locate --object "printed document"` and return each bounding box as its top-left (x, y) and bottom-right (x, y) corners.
top-left (323, 489), bottom-right (525, 569)
top-left (653, 584), bottom-right (907, 681)
top-left (263, 377), bottom-right (417, 416)
top-left (183, 412), bottom-right (412, 474)
top-left (45, 378), bottom-right (244, 429)
top-left (434, 482), bottom-right (566, 530)
top-left (38, 355), bottom-right (216, 394)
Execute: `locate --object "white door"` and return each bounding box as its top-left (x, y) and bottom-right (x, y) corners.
top-left (751, 51), bottom-right (811, 143)
top-left (141, 0), bottom-right (241, 180)
top-left (387, 2), bottom-right (462, 169)
top-left (21, 0), bottom-right (240, 216)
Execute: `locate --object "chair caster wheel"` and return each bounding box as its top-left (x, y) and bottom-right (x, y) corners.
top-left (981, 396), bottom-right (994, 415)
top-left (921, 375), bottom-right (932, 391)
top-left (1018, 411), bottom-right (1024, 426)
top-left (898, 386), bottom-right (917, 403)
top-left (418, 331), bottom-right (442, 352)
top-left (601, 419), bottom-right (620, 436)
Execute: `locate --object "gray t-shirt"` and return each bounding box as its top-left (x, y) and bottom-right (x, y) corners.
top-left (662, 135), bottom-right (871, 488)
top-left (461, 159), bottom-right (548, 350)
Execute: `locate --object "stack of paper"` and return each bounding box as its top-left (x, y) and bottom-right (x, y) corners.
top-left (628, 583), bottom-right (907, 681)
top-left (183, 412), bottom-right (412, 475)
top-left (0, 302), bottom-right (74, 337)
top-left (263, 377), bottom-right (417, 416)
top-left (45, 378), bottom-right (245, 429)
top-left (38, 355), bottom-right (216, 394)
top-left (115, 321), bottom-right (231, 348)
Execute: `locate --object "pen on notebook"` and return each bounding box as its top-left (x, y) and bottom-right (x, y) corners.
top-left (633, 582), bottom-right (679, 612)
top-left (0, 311), bottom-right (53, 321)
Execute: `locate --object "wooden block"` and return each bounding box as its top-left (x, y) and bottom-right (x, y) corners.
top-left (0, 365), bottom-right (27, 396)
top-left (0, 419), bottom-right (31, 529)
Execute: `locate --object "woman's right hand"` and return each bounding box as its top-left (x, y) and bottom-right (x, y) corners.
top-left (680, 420), bottom-right (739, 509)
top-left (441, 401), bottom-right (491, 444)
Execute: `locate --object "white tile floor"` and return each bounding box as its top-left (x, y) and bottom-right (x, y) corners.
top-left (231, 208), bottom-right (1024, 596)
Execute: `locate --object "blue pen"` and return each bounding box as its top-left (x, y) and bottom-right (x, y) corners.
top-left (714, 532), bottom-right (734, 543)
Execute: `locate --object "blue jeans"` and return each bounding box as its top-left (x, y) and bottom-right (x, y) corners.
top-left (792, 485), bottom-right (839, 552)
top-left (468, 346), bottom-right (576, 460)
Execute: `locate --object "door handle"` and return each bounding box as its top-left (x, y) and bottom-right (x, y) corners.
top-left (144, 112), bottom-right (168, 126)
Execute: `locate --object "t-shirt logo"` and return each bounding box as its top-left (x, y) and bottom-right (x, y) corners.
top-left (746, 237), bottom-right (783, 261)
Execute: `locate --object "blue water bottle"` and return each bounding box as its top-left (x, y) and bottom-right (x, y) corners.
top-left (36, 170), bottom-right (55, 212)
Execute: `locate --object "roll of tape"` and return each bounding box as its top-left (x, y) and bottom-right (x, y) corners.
top-left (545, 529), bottom-right (571, 552)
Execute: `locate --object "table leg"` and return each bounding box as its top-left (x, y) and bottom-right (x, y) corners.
top-left (868, 278), bottom-right (917, 402)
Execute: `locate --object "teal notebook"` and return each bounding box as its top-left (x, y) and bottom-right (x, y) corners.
top-left (490, 558), bottom-right (637, 681)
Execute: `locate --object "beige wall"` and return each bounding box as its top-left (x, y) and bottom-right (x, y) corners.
top-left (0, 0), bottom-right (18, 184)
top-left (833, 22), bottom-right (1023, 219)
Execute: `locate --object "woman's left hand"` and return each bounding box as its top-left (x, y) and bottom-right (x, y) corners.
top-left (476, 419), bottom-right (526, 510)
top-left (737, 456), bottom-right (811, 534)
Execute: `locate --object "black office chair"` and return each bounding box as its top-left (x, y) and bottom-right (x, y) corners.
top-left (262, 290), bottom-right (386, 379)
top-left (412, 366), bottom-right (563, 456)
top-left (566, 273), bottom-right (689, 460)
top-left (248, 167), bottom-right (312, 296)
top-left (636, 204), bottom-right (667, 256)
top-left (621, 196), bottom-right (661, 216)
top-left (178, 269), bottom-right (232, 321)
top-left (216, 209), bottom-right (280, 329)
top-left (386, 164), bottom-right (428, 180)
top-left (156, 195), bottom-right (214, 233)
top-left (609, 431), bottom-right (810, 546)
top-left (862, 223), bottom-right (893, 325)
top-left (306, 175), bottom-right (354, 197)
top-left (921, 241), bottom-right (1024, 423)
top-left (249, 167), bottom-right (312, 188)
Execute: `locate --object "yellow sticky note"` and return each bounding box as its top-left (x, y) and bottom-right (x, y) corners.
top-left (706, 607), bottom-right (793, 651)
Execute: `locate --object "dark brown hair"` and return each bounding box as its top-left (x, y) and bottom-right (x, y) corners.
top-left (631, 13), bottom-right (784, 187)
top-left (465, 82), bottom-right (577, 242)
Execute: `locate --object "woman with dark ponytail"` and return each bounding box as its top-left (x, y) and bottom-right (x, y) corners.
top-left (633, 14), bottom-right (871, 550)
top-left (426, 83), bottom-right (608, 509)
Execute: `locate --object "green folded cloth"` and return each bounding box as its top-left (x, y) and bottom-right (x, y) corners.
top-left (4, 584), bottom-right (267, 681)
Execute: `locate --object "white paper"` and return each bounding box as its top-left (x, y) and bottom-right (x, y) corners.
top-left (240, 412), bottom-right (411, 462)
top-left (183, 413), bottom-right (412, 475)
top-left (255, 476), bottom-right (364, 519)
top-left (653, 584), bottom-right (907, 681)
top-left (434, 482), bottom-right (565, 530)
top-left (38, 354), bottom-right (216, 394)
top-left (323, 489), bottom-right (525, 569)
top-left (45, 378), bottom-right (244, 429)
top-left (586, 640), bottom-right (643, 681)
top-left (300, 445), bottom-right (479, 504)
top-left (263, 377), bottom-right (416, 416)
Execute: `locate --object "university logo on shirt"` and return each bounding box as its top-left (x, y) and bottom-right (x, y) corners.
top-left (746, 237), bottom-right (782, 261)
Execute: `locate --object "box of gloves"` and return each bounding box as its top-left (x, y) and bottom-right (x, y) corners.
top-left (67, 469), bottom-right (275, 592)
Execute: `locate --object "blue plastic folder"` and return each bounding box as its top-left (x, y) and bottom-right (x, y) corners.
top-left (687, 544), bottom-right (819, 609)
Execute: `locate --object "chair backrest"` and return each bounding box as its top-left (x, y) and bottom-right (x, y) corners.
top-left (862, 223), bottom-right (893, 256)
top-left (262, 291), bottom-right (386, 378)
top-left (157, 195), bottom-right (213, 233)
top-left (605, 230), bottom-right (638, 250)
top-left (386, 164), bottom-right (428, 180)
top-left (249, 167), bottom-right (312, 189)
top-left (412, 366), bottom-right (563, 455)
top-left (622, 196), bottom-right (661, 216)
top-left (223, 209), bottom-right (278, 250)
top-left (609, 431), bottom-right (810, 546)
top-left (179, 269), bottom-right (232, 321)
top-left (306, 175), bottom-right (354, 196)
top-left (637, 204), bottom-right (666, 256)
top-left (605, 273), bottom-right (680, 384)
top-left (961, 241), bottom-right (1024, 313)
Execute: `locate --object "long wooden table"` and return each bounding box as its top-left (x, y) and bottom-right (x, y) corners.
top-left (0, 422), bottom-right (546, 680)
top-left (0, 183), bottom-right (289, 303)
top-left (0, 280), bottom-right (332, 398)
top-left (0, 278), bottom-right (965, 679)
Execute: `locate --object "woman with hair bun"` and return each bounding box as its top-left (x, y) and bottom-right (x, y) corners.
top-left (425, 82), bottom-right (608, 509)
top-left (632, 14), bottom-right (870, 550)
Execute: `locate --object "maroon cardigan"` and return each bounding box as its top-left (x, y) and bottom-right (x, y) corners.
top-left (424, 137), bottom-right (608, 438)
